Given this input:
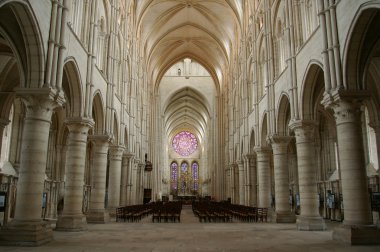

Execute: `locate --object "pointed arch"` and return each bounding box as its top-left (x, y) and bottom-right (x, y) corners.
top-left (112, 111), bottom-right (119, 144)
top-left (260, 113), bottom-right (269, 147)
top-left (276, 93), bottom-right (291, 136)
top-left (92, 91), bottom-right (105, 135)
top-left (62, 58), bottom-right (84, 118)
top-left (342, 2), bottom-right (380, 90)
top-left (299, 61), bottom-right (325, 121)
top-left (0, 1), bottom-right (45, 88)
top-left (249, 128), bottom-right (256, 154)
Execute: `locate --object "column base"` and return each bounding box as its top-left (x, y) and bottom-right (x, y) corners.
top-left (55, 214), bottom-right (87, 231)
top-left (296, 216), bottom-right (326, 230)
top-left (0, 220), bottom-right (53, 246)
top-left (274, 211), bottom-right (296, 223)
top-left (107, 207), bottom-right (117, 218)
top-left (86, 210), bottom-right (110, 224)
top-left (333, 225), bottom-right (380, 245)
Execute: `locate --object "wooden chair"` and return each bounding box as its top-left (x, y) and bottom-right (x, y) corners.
top-left (152, 210), bottom-right (161, 222)
top-left (116, 207), bottom-right (125, 222)
top-left (257, 208), bottom-right (268, 222)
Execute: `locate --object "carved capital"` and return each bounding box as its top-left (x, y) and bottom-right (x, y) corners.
top-left (109, 145), bottom-right (125, 160)
top-left (65, 117), bottom-right (94, 134)
top-left (123, 152), bottom-right (134, 160)
top-left (331, 100), bottom-right (361, 125)
top-left (254, 146), bottom-right (271, 161)
top-left (289, 120), bottom-right (318, 144)
top-left (268, 135), bottom-right (294, 155)
top-left (16, 88), bottom-right (65, 121)
top-left (0, 118), bottom-right (10, 129)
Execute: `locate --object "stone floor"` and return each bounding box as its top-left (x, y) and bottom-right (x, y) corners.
top-left (1, 206), bottom-right (380, 252)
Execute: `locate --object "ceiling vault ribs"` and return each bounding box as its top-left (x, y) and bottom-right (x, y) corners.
top-left (137, 0), bottom-right (242, 90)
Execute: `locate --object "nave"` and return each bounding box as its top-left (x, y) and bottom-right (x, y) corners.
top-left (2, 206), bottom-right (379, 252)
top-left (1, 0), bottom-right (380, 248)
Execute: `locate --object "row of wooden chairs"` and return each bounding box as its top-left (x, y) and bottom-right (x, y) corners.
top-left (193, 202), bottom-right (268, 223)
top-left (192, 202), bottom-right (233, 222)
top-left (227, 205), bottom-right (268, 222)
top-left (152, 202), bottom-right (182, 223)
top-left (116, 204), bottom-right (153, 222)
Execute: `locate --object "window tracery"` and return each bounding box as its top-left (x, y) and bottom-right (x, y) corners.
top-left (172, 131), bottom-right (198, 156)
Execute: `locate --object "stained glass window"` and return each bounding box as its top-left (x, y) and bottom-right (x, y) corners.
top-left (172, 131), bottom-right (198, 156)
top-left (170, 162), bottom-right (178, 190)
top-left (192, 162), bottom-right (199, 190)
top-left (181, 162), bottom-right (188, 172)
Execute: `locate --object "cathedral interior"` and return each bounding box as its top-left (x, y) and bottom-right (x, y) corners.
top-left (0, 0), bottom-right (380, 250)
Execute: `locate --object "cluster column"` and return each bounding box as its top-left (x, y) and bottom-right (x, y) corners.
top-left (255, 147), bottom-right (272, 208)
top-left (290, 120), bottom-right (325, 230)
top-left (246, 154), bottom-right (257, 206)
top-left (120, 153), bottom-right (133, 206)
top-left (56, 117), bottom-right (94, 231)
top-left (107, 146), bottom-right (125, 215)
top-left (0, 118), bottom-right (10, 156)
top-left (129, 159), bottom-right (139, 205)
top-left (86, 135), bottom-right (110, 223)
top-left (237, 160), bottom-right (245, 205)
top-left (269, 135), bottom-right (296, 223)
top-left (0, 94), bottom-right (61, 245)
top-left (126, 154), bottom-right (135, 205)
top-left (243, 156), bottom-right (250, 205)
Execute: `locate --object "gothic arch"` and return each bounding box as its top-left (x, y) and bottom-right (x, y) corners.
top-left (342, 2), bottom-right (380, 91)
top-left (260, 112), bottom-right (269, 147)
top-left (0, 57), bottom-right (17, 120)
top-left (299, 61), bottom-right (324, 121)
top-left (0, 1), bottom-right (45, 88)
top-left (276, 93), bottom-right (291, 136)
top-left (249, 128), bottom-right (256, 154)
top-left (112, 112), bottom-right (119, 145)
top-left (92, 91), bottom-right (105, 135)
top-left (62, 58), bottom-right (84, 118)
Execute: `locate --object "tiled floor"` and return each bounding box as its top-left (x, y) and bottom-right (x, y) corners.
top-left (1, 206), bottom-right (380, 252)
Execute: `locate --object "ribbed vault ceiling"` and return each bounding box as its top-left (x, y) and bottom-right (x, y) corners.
top-left (164, 87), bottom-right (211, 142)
top-left (136, 0), bottom-right (243, 89)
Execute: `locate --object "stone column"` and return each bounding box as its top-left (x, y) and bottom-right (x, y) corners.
top-left (107, 146), bottom-right (124, 215)
top-left (56, 118), bottom-right (93, 231)
top-left (247, 154), bottom-right (257, 206)
top-left (137, 162), bottom-right (145, 204)
top-left (238, 160), bottom-right (245, 205)
top-left (120, 153), bottom-right (133, 206)
top-left (126, 155), bottom-right (135, 205)
top-left (0, 94), bottom-right (60, 246)
top-left (86, 135), bottom-right (109, 223)
top-left (290, 120), bottom-right (325, 230)
top-left (129, 160), bottom-right (139, 205)
top-left (0, 118), bottom-right (10, 158)
top-left (331, 100), bottom-right (372, 225)
top-left (228, 163), bottom-right (234, 203)
top-left (233, 163), bottom-right (239, 204)
top-left (255, 147), bottom-right (272, 208)
top-left (244, 156), bottom-right (250, 205)
top-left (269, 135), bottom-right (296, 223)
